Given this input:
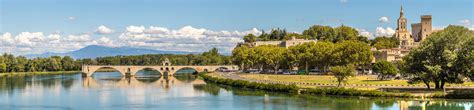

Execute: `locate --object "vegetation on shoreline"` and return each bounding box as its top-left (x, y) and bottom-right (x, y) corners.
top-left (237, 74), bottom-right (474, 87)
top-left (200, 73), bottom-right (413, 98)
top-left (0, 71), bottom-right (80, 77)
top-left (234, 25), bottom-right (474, 90)
top-left (200, 72), bottom-right (298, 93)
top-left (201, 72), bottom-right (474, 99)
top-left (402, 26), bottom-right (474, 89)
top-left (0, 47), bottom-right (231, 74)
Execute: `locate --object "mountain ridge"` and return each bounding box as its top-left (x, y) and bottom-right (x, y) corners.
top-left (25, 45), bottom-right (193, 59)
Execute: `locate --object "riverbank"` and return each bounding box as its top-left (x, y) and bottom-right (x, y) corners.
top-left (236, 73), bottom-right (474, 89)
top-left (0, 71), bottom-right (81, 77)
top-left (201, 72), bottom-right (474, 99)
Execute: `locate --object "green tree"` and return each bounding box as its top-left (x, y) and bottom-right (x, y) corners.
top-left (25, 60), bottom-right (37, 72)
top-left (45, 58), bottom-right (61, 71)
top-left (371, 36), bottom-right (399, 49)
top-left (311, 41), bottom-right (336, 72)
top-left (283, 33), bottom-right (310, 40)
top-left (0, 62), bottom-right (6, 73)
top-left (372, 61), bottom-right (398, 80)
top-left (334, 25), bottom-right (359, 42)
top-left (334, 40), bottom-right (373, 67)
top-left (402, 25), bottom-right (473, 89)
top-left (61, 56), bottom-right (75, 71)
top-left (243, 34), bottom-right (257, 43)
top-left (329, 65), bottom-right (356, 87)
top-left (232, 45), bottom-right (252, 70)
top-left (455, 36), bottom-right (474, 80)
top-left (288, 42), bottom-right (315, 74)
top-left (254, 45), bottom-right (286, 73)
top-left (303, 25), bottom-right (336, 41)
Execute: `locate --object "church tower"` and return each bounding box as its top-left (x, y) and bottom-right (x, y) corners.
top-left (395, 6), bottom-right (413, 49)
top-left (396, 6), bottom-right (409, 39)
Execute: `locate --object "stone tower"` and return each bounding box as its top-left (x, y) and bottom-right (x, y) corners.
top-left (419, 15), bottom-right (432, 41)
top-left (395, 6), bottom-right (414, 49)
top-left (162, 58), bottom-right (172, 66)
top-left (411, 15), bottom-right (432, 42)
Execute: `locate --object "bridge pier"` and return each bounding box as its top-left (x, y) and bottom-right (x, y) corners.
top-left (125, 73), bottom-right (133, 77)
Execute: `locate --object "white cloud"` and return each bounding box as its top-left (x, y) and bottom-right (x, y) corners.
top-left (0, 33), bottom-right (15, 46)
top-left (68, 17), bottom-right (76, 21)
top-left (375, 27), bottom-right (395, 37)
top-left (356, 28), bottom-right (373, 39)
top-left (95, 25), bottom-right (114, 34)
top-left (0, 32), bottom-right (113, 55)
top-left (378, 16), bottom-right (389, 23)
top-left (126, 25), bottom-right (146, 34)
top-left (459, 19), bottom-right (471, 26)
top-left (119, 26), bottom-right (260, 53)
top-left (93, 37), bottom-right (115, 47)
top-left (340, 0), bottom-right (348, 3)
top-left (458, 19), bottom-right (474, 30)
top-left (1, 26), bottom-right (261, 55)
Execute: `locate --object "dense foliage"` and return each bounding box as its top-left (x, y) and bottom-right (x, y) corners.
top-left (370, 37), bottom-right (399, 49)
top-left (199, 73), bottom-right (298, 93)
top-left (0, 54), bottom-right (80, 73)
top-left (302, 87), bottom-right (412, 98)
top-left (372, 61), bottom-right (398, 80)
top-left (402, 25), bottom-right (474, 89)
top-left (0, 48), bottom-right (231, 73)
top-left (243, 25), bottom-right (369, 43)
top-left (329, 65), bottom-right (356, 87)
top-left (92, 48), bottom-right (231, 66)
top-left (233, 40), bottom-right (373, 73)
top-left (200, 73), bottom-right (414, 98)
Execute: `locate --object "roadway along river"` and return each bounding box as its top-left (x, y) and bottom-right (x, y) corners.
top-left (0, 70), bottom-right (472, 110)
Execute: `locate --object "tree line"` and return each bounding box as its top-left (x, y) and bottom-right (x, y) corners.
top-left (245, 25), bottom-right (371, 43)
top-left (0, 54), bottom-right (79, 73)
top-left (91, 48), bottom-right (231, 66)
top-left (232, 40), bottom-right (373, 74)
top-left (237, 25), bottom-right (473, 89)
top-left (0, 48), bottom-right (231, 73)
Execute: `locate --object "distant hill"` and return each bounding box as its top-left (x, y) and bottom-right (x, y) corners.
top-left (25, 45), bottom-right (192, 59)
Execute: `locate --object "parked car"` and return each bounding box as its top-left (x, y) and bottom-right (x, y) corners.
top-left (244, 69), bottom-right (259, 73)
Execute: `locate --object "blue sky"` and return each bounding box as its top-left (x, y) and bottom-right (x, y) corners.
top-left (0, 0), bottom-right (473, 55)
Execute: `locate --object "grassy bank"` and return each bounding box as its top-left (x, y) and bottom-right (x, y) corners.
top-left (201, 73), bottom-right (474, 99)
top-left (238, 74), bottom-right (474, 87)
top-left (0, 71), bottom-right (80, 77)
top-left (200, 73), bottom-right (298, 93)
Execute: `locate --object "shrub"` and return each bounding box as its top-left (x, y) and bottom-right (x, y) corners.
top-left (199, 73), bottom-right (298, 93)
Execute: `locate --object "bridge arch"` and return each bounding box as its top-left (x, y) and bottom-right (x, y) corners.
top-left (86, 66), bottom-right (127, 77)
top-left (83, 65), bottom-right (239, 77)
top-left (173, 67), bottom-right (199, 75)
top-left (132, 67), bottom-right (163, 77)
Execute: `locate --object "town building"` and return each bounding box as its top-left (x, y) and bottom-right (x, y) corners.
top-left (252, 37), bottom-right (317, 48)
top-left (375, 6), bottom-right (433, 62)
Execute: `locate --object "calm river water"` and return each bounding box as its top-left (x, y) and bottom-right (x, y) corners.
top-left (0, 70), bottom-right (472, 110)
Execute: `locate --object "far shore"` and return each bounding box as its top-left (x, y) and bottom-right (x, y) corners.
top-left (0, 71), bottom-right (81, 77)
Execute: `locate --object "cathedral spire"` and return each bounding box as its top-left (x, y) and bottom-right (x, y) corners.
top-left (400, 6), bottom-right (404, 18)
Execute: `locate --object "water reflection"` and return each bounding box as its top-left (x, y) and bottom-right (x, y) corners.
top-left (0, 71), bottom-right (472, 110)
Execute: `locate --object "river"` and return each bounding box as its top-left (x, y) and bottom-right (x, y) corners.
top-left (0, 70), bottom-right (472, 110)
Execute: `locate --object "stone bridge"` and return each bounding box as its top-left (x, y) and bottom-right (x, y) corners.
top-left (82, 65), bottom-right (238, 76)
top-left (82, 58), bottom-right (238, 77)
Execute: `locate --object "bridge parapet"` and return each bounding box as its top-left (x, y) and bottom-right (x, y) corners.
top-left (82, 65), bottom-right (238, 77)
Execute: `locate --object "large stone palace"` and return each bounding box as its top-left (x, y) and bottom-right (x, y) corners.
top-left (251, 37), bottom-right (318, 48)
top-left (374, 6), bottom-right (436, 62)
